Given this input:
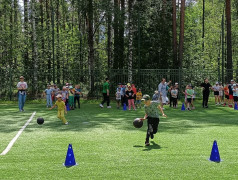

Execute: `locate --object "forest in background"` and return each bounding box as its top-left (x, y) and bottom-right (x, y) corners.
top-left (0, 0), bottom-right (238, 98)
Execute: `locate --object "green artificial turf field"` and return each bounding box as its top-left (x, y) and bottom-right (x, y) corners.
top-left (0, 100), bottom-right (237, 179)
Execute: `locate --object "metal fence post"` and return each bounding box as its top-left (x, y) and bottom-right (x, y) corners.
top-left (9, 68), bottom-right (13, 101)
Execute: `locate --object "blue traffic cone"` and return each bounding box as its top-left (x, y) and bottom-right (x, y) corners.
top-left (123, 103), bottom-right (127, 111)
top-left (66, 104), bottom-right (70, 111)
top-left (234, 102), bottom-right (238, 110)
top-left (181, 103), bottom-right (185, 111)
top-left (209, 140), bottom-right (221, 163)
top-left (63, 144), bottom-right (77, 167)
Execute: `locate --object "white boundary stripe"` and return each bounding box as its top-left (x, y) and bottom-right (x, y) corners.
top-left (0, 111), bottom-right (36, 156)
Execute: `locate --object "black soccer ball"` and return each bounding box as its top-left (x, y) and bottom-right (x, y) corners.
top-left (133, 118), bottom-right (143, 128)
top-left (37, 117), bottom-right (44, 125)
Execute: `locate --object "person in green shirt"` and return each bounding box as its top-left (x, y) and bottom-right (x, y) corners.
top-left (100, 78), bottom-right (111, 108)
top-left (140, 94), bottom-right (167, 146)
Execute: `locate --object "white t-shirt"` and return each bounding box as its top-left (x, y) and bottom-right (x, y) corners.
top-left (17, 82), bottom-right (28, 95)
top-left (213, 85), bottom-right (220, 92)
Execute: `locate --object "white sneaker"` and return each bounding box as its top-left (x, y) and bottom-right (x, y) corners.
top-left (107, 106), bottom-right (111, 108)
top-left (100, 104), bottom-right (103, 108)
top-left (64, 122), bottom-right (68, 125)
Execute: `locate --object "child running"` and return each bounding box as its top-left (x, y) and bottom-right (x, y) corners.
top-left (140, 95), bottom-right (167, 146)
top-left (50, 94), bottom-right (68, 125)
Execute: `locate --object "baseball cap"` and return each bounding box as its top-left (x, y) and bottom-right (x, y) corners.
top-left (216, 82), bottom-right (219, 84)
top-left (175, 82), bottom-right (178, 85)
top-left (20, 76), bottom-right (24, 79)
top-left (69, 86), bottom-right (73, 89)
top-left (141, 94), bottom-right (150, 101)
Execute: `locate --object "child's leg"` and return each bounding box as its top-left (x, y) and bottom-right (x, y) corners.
top-left (57, 110), bottom-right (67, 124)
top-left (131, 99), bottom-right (136, 109)
top-left (128, 99), bottom-right (132, 110)
top-left (151, 117), bottom-right (159, 134)
top-left (174, 97), bottom-right (177, 107)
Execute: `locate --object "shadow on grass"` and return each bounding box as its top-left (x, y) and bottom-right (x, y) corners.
top-left (133, 141), bottom-right (161, 151)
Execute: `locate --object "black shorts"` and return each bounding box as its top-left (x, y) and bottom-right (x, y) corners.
top-left (187, 98), bottom-right (192, 103)
top-left (214, 91), bottom-right (219, 96)
top-left (225, 95), bottom-right (229, 99)
top-left (234, 96), bottom-right (238, 102)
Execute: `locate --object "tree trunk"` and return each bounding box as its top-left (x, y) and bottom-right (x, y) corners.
top-left (172, 0), bottom-right (178, 68)
top-left (178, 0), bottom-right (185, 68)
top-left (31, 0), bottom-right (39, 95)
top-left (113, 0), bottom-right (119, 68)
top-left (226, 0), bottom-right (233, 79)
top-left (56, 0), bottom-right (60, 84)
top-left (107, 0), bottom-right (112, 69)
top-left (46, 0), bottom-right (51, 83)
top-left (40, 0), bottom-right (45, 73)
top-left (86, 0), bottom-right (95, 93)
top-left (23, 0), bottom-right (29, 73)
top-left (128, 0), bottom-right (134, 83)
top-left (118, 0), bottom-right (125, 69)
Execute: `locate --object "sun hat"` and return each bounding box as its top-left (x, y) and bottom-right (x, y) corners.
top-left (56, 94), bottom-right (62, 98)
top-left (20, 76), bottom-right (24, 79)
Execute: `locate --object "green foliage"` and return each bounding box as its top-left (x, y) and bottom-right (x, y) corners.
top-left (0, 0), bottom-right (238, 99)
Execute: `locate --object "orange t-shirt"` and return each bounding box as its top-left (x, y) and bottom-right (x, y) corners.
top-left (224, 86), bottom-right (229, 95)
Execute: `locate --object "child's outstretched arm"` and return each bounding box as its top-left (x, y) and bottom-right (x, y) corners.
top-left (49, 104), bottom-right (56, 110)
top-left (140, 114), bottom-right (148, 121)
top-left (158, 105), bottom-right (167, 117)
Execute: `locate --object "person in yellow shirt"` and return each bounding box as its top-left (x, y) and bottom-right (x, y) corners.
top-left (136, 88), bottom-right (143, 108)
top-left (50, 94), bottom-right (68, 125)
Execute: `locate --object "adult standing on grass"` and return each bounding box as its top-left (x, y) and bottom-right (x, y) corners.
top-left (17, 76), bottom-right (28, 112)
top-left (100, 78), bottom-right (111, 108)
top-left (200, 78), bottom-right (212, 108)
top-left (158, 78), bottom-right (171, 109)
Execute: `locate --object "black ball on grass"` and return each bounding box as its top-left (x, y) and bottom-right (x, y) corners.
top-left (37, 117), bottom-right (44, 125)
top-left (133, 118), bottom-right (143, 128)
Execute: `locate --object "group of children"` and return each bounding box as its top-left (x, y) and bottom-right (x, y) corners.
top-left (44, 83), bottom-right (82, 109)
top-left (223, 80), bottom-right (238, 108)
top-left (45, 83), bottom-right (82, 125)
top-left (115, 83), bottom-right (143, 110)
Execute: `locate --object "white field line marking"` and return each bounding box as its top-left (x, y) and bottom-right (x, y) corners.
top-left (0, 111), bottom-right (36, 156)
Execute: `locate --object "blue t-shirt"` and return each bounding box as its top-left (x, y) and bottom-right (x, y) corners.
top-left (45, 89), bottom-right (52, 95)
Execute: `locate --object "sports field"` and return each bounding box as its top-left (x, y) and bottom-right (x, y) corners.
top-left (0, 101), bottom-right (237, 179)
